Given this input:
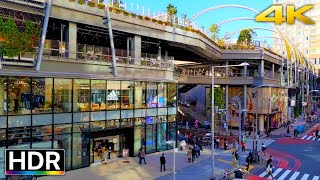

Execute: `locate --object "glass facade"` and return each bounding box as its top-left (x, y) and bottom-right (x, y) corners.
top-left (0, 77), bottom-right (177, 177)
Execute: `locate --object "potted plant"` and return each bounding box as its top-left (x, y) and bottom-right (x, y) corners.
top-left (151, 19), bottom-right (157, 23)
top-left (166, 4), bottom-right (177, 23)
top-left (97, 3), bottom-right (105, 9)
top-left (143, 16), bottom-right (150, 21)
top-left (87, 1), bottom-right (96, 7)
top-left (157, 20), bottom-right (163, 25)
top-left (123, 11), bottom-right (129, 16)
top-left (138, 15), bottom-right (143, 20)
top-left (129, 13), bottom-right (137, 17)
top-left (68, 0), bottom-right (75, 2)
top-left (141, 59), bottom-right (146, 65)
top-left (114, 8), bottom-right (121, 14)
top-left (77, 0), bottom-right (85, 5)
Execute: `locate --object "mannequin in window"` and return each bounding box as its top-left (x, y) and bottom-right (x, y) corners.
top-left (9, 91), bottom-right (17, 112)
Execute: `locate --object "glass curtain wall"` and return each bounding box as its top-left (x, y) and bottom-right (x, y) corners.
top-left (91, 80), bottom-right (106, 111)
top-left (167, 83), bottom-right (177, 107)
top-left (0, 78), bottom-right (5, 179)
top-left (134, 82), bottom-right (146, 109)
top-left (73, 79), bottom-right (91, 112)
top-left (158, 83), bottom-right (167, 107)
top-left (157, 116), bottom-right (167, 151)
top-left (121, 81), bottom-right (134, 109)
top-left (107, 81), bottom-right (120, 110)
top-left (147, 82), bottom-right (157, 108)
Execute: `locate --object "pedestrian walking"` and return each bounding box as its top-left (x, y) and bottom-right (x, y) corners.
top-left (313, 130), bottom-right (316, 137)
top-left (246, 155), bottom-right (251, 171)
top-left (266, 162), bottom-right (275, 180)
top-left (224, 137), bottom-right (228, 150)
top-left (187, 147), bottom-right (192, 163)
top-left (195, 144), bottom-right (200, 158)
top-left (241, 140), bottom-right (246, 152)
top-left (316, 129), bottom-right (319, 139)
top-left (234, 151), bottom-right (239, 161)
top-left (216, 138), bottom-right (220, 149)
top-left (261, 143), bottom-right (267, 156)
top-left (317, 130), bottom-right (320, 139)
top-left (287, 126), bottom-right (290, 134)
top-left (232, 152), bottom-right (239, 169)
top-left (192, 146), bottom-right (196, 162)
top-left (160, 153), bottom-right (166, 172)
top-left (198, 144), bottom-right (203, 156)
top-left (138, 148), bottom-right (146, 165)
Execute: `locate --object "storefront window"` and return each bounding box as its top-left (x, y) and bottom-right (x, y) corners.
top-left (146, 124), bottom-right (156, 153)
top-left (147, 82), bottom-right (157, 108)
top-left (121, 81), bottom-right (134, 109)
top-left (72, 132), bottom-right (90, 169)
top-left (158, 116), bottom-right (167, 123)
top-left (146, 116), bottom-right (157, 124)
top-left (157, 123), bottom-right (167, 151)
top-left (121, 118), bottom-right (133, 127)
top-left (54, 78), bottom-right (72, 112)
top-left (32, 78), bottom-right (53, 113)
top-left (91, 80), bottom-right (106, 111)
top-left (134, 126), bottom-right (144, 156)
top-left (0, 77), bottom-right (7, 116)
top-left (0, 129), bottom-right (6, 178)
top-left (168, 115), bottom-right (176, 122)
top-left (91, 121), bottom-right (106, 130)
top-left (8, 77), bottom-right (31, 115)
top-left (157, 83), bottom-right (167, 107)
top-left (134, 82), bottom-right (146, 109)
top-left (167, 83), bottom-right (177, 107)
top-left (107, 81), bottom-right (120, 110)
top-left (53, 133), bottom-right (71, 170)
top-left (168, 122), bottom-right (176, 149)
top-left (32, 125), bottom-right (53, 149)
top-left (7, 126), bottom-right (32, 148)
top-left (73, 79), bottom-right (91, 112)
top-left (134, 118), bottom-right (145, 126)
top-left (106, 119), bottom-right (120, 128)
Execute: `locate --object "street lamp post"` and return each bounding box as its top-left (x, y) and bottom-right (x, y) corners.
top-left (166, 140), bottom-right (176, 180)
top-left (210, 62), bottom-right (249, 180)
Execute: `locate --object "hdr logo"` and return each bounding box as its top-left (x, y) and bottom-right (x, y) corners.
top-left (5, 149), bottom-right (65, 175)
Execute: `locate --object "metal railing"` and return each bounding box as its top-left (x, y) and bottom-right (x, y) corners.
top-left (175, 68), bottom-right (251, 78)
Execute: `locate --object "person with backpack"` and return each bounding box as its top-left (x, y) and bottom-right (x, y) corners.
top-left (266, 162), bottom-right (275, 179)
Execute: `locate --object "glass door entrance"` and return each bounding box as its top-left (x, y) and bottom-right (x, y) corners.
top-left (91, 135), bottom-right (124, 163)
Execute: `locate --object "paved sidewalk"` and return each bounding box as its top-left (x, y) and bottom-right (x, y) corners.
top-left (40, 148), bottom-right (213, 180)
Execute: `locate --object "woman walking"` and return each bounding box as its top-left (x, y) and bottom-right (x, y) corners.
top-left (266, 162), bottom-right (275, 180)
top-left (187, 147), bottom-right (192, 163)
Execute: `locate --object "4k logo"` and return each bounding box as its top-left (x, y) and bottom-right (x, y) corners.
top-left (255, 5), bottom-right (315, 25)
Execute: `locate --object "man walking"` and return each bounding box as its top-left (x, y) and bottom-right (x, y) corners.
top-left (160, 153), bottom-right (166, 172)
top-left (138, 148), bottom-right (146, 165)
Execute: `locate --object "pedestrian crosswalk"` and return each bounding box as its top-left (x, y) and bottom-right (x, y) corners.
top-left (259, 167), bottom-right (320, 180)
top-left (300, 135), bottom-right (320, 141)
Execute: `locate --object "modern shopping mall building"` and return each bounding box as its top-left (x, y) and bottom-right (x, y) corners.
top-left (0, 0), bottom-right (318, 179)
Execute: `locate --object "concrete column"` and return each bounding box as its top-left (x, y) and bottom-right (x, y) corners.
top-left (165, 50), bottom-right (168, 61)
top-left (259, 60), bottom-right (264, 78)
top-left (244, 64), bottom-right (247, 77)
top-left (68, 22), bottom-right (77, 59)
top-left (127, 37), bottom-right (130, 59)
top-left (225, 61), bottom-right (229, 77)
top-left (157, 47), bottom-right (161, 60)
top-left (259, 114), bottom-right (264, 133)
top-left (0, 80), bottom-right (4, 115)
top-left (272, 63), bottom-right (275, 78)
top-left (132, 35), bottom-right (141, 65)
top-left (243, 85), bottom-right (247, 131)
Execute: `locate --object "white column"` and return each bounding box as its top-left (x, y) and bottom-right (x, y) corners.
top-left (259, 60), bottom-right (264, 78)
top-left (272, 63), bottom-right (275, 79)
top-left (68, 22), bottom-right (77, 59)
top-left (243, 85), bottom-right (247, 131)
top-left (225, 85), bottom-right (229, 134)
top-left (132, 35), bottom-right (141, 65)
top-left (225, 61), bottom-right (229, 77)
top-left (259, 115), bottom-right (264, 133)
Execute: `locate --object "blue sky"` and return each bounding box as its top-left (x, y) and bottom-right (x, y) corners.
top-left (125, 0), bottom-right (274, 42)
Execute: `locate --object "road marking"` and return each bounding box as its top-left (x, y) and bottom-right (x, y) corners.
top-left (307, 136), bottom-right (313, 140)
top-left (301, 174), bottom-right (309, 180)
top-left (223, 149), bottom-right (236, 153)
top-left (312, 176), bottom-right (319, 180)
top-left (217, 158), bottom-right (232, 164)
top-left (301, 135), bottom-right (307, 139)
top-left (259, 171), bottom-right (267, 177)
top-left (312, 137), bottom-right (316, 140)
top-left (289, 172), bottom-right (300, 180)
top-left (268, 168), bottom-right (283, 178)
top-left (277, 169), bottom-right (292, 180)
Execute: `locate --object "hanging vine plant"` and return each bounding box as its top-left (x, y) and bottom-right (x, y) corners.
top-left (0, 16), bottom-right (41, 58)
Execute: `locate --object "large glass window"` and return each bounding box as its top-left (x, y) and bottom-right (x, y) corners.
top-left (72, 132), bottom-right (90, 169)
top-left (121, 118), bottom-right (133, 127)
top-left (146, 124), bottom-right (156, 153)
top-left (121, 81), bottom-right (134, 109)
top-left (32, 125), bottom-right (53, 149)
top-left (8, 126), bottom-right (32, 148)
top-left (107, 81), bottom-right (120, 110)
top-left (32, 78), bottom-right (53, 113)
top-left (134, 82), bottom-right (146, 109)
top-left (0, 77), bottom-right (6, 116)
top-left (53, 133), bottom-right (72, 170)
top-left (147, 82), bottom-right (157, 108)
top-left (54, 79), bottom-right (72, 112)
top-left (74, 79), bottom-right (91, 112)
top-left (106, 119), bottom-right (120, 128)
top-left (157, 123), bottom-right (167, 151)
top-left (8, 77), bottom-right (31, 115)
top-left (91, 80), bottom-right (106, 111)
top-left (158, 83), bottom-right (167, 107)
top-left (167, 83), bottom-right (177, 107)
top-left (0, 129), bottom-right (5, 179)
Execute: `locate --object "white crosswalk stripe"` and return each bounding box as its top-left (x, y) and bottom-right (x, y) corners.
top-left (277, 170), bottom-right (292, 180)
top-left (301, 135), bottom-right (307, 139)
top-left (306, 136), bottom-right (313, 140)
top-left (259, 168), bottom-right (319, 180)
top-left (289, 172), bottom-right (300, 180)
top-left (312, 137), bottom-right (316, 140)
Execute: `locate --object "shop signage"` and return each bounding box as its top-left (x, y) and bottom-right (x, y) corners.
top-left (107, 90), bottom-right (118, 101)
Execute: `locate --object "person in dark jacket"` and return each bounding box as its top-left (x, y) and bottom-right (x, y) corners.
top-left (160, 154), bottom-right (166, 172)
top-left (192, 147), bottom-right (196, 163)
top-left (234, 169), bottom-right (243, 178)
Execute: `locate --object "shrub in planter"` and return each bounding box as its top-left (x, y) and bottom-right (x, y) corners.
top-left (123, 11), bottom-right (129, 16)
top-left (97, 3), bottom-right (105, 9)
top-left (190, 28), bottom-right (197, 32)
top-left (119, 9), bottom-right (125, 14)
top-left (109, 7), bottom-right (114, 12)
top-left (77, 0), bottom-right (85, 5)
top-left (114, 8), bottom-right (121, 14)
top-left (87, 1), bottom-right (96, 7)
top-left (157, 20), bottom-right (163, 25)
top-left (163, 22), bottom-right (170, 26)
top-left (141, 59), bottom-right (146, 65)
top-left (129, 13), bottom-right (136, 17)
top-left (151, 19), bottom-right (157, 23)
top-left (185, 27), bottom-right (191, 31)
top-left (179, 26), bottom-right (186, 30)
top-left (144, 16), bottom-right (151, 21)
top-left (68, 0), bottom-right (75, 2)
top-left (138, 15), bottom-right (144, 20)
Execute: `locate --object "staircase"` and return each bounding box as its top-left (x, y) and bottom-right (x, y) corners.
top-left (178, 102), bottom-right (208, 123)
top-left (178, 84), bottom-right (197, 93)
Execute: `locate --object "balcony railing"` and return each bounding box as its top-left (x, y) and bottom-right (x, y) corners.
top-left (174, 67), bottom-right (251, 78)
top-left (37, 40), bottom-right (174, 70)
